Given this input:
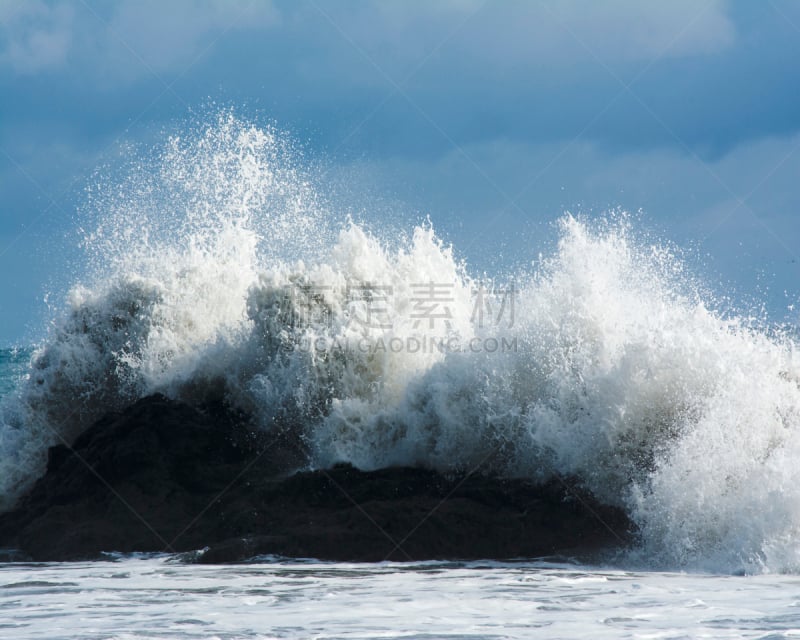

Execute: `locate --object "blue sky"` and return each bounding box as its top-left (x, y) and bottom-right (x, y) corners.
top-left (1, 0), bottom-right (800, 345)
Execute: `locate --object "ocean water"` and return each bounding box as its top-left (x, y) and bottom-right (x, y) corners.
top-left (3, 556), bottom-right (800, 639)
top-left (3, 111), bottom-right (800, 637)
top-left (0, 348), bottom-right (29, 399)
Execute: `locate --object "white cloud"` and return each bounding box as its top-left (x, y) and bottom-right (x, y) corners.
top-left (105, 0), bottom-right (279, 74)
top-left (290, 1), bottom-right (736, 96)
top-left (542, 0), bottom-right (736, 60)
top-left (0, 0), bottom-right (74, 73)
top-left (324, 0), bottom-right (735, 69)
top-left (0, 1), bottom-right (734, 82)
top-left (0, 0), bottom-right (278, 78)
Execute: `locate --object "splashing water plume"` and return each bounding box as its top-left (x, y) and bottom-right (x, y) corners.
top-left (2, 113), bottom-right (800, 573)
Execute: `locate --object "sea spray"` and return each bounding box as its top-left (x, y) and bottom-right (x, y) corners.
top-left (2, 112), bottom-right (800, 573)
top-left (0, 112), bottom-right (322, 507)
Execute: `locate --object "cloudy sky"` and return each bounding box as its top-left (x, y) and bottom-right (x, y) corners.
top-left (1, 0), bottom-right (799, 345)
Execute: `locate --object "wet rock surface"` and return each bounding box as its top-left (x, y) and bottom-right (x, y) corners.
top-left (0, 395), bottom-right (633, 562)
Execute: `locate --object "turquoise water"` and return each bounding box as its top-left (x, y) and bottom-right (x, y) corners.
top-left (0, 348), bottom-right (29, 400)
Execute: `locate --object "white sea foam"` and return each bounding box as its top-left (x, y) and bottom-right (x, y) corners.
top-left (4, 557), bottom-right (800, 639)
top-left (2, 112), bottom-right (800, 574)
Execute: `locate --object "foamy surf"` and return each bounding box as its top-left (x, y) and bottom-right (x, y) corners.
top-left (2, 111), bottom-right (800, 574)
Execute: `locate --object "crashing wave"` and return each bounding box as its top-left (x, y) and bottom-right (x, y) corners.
top-left (2, 112), bottom-right (800, 573)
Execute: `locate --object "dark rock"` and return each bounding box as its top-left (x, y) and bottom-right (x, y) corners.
top-left (0, 395), bottom-right (634, 562)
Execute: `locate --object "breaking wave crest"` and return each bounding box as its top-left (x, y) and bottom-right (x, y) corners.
top-left (3, 112), bottom-right (800, 574)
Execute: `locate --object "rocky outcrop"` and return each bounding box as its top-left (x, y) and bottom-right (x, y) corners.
top-left (0, 395), bottom-right (632, 562)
